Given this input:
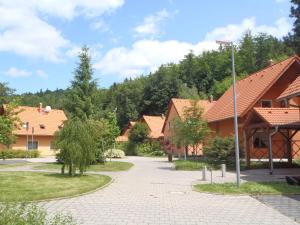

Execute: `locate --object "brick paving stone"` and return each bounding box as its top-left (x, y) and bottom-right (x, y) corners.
top-left (14, 156), bottom-right (298, 225)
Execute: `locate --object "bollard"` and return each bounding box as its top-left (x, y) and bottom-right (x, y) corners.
top-left (202, 166), bottom-right (207, 181)
top-left (210, 168), bottom-right (213, 184)
top-left (221, 164), bottom-right (226, 178)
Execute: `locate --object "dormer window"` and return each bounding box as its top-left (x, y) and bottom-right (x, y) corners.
top-left (261, 100), bottom-right (272, 108)
top-left (40, 124), bottom-right (45, 129)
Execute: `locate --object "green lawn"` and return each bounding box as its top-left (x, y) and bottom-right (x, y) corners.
top-left (0, 172), bottom-right (111, 202)
top-left (194, 182), bottom-right (300, 195)
top-left (33, 161), bottom-right (133, 172)
top-left (174, 159), bottom-right (300, 171)
top-left (174, 159), bottom-right (219, 171)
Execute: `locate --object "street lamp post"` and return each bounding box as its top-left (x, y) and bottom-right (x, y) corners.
top-left (216, 40), bottom-right (240, 187)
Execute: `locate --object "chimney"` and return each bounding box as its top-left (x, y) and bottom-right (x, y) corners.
top-left (39, 102), bottom-right (43, 112)
top-left (209, 95), bottom-right (214, 103)
top-left (269, 59), bottom-right (274, 66)
top-left (161, 114), bottom-right (165, 119)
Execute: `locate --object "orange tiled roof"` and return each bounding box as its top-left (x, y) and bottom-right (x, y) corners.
top-left (172, 98), bottom-right (216, 120)
top-left (253, 107), bottom-right (300, 126)
top-left (162, 98), bottom-right (216, 133)
top-left (277, 75), bottom-right (300, 101)
top-left (142, 115), bottom-right (165, 139)
top-left (206, 56), bottom-right (299, 122)
top-left (13, 106), bottom-right (67, 136)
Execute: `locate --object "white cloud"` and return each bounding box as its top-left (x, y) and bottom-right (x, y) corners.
top-left (90, 20), bottom-right (110, 32)
top-left (0, 6), bottom-right (69, 62)
top-left (95, 16), bottom-right (292, 79)
top-left (36, 69), bottom-right (48, 79)
top-left (205, 17), bottom-right (291, 42)
top-left (133, 9), bottom-right (171, 37)
top-left (0, 0), bottom-right (124, 20)
top-left (66, 44), bottom-right (103, 59)
top-left (65, 46), bottom-right (82, 58)
top-left (94, 39), bottom-right (217, 78)
top-left (0, 0), bottom-right (124, 61)
top-left (3, 67), bottom-right (32, 77)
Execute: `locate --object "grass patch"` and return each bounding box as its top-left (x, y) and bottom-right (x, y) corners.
top-left (194, 182), bottom-right (300, 195)
top-left (0, 172), bottom-right (111, 202)
top-left (175, 159), bottom-right (300, 171)
top-left (34, 161), bottom-right (133, 172)
top-left (174, 159), bottom-right (219, 171)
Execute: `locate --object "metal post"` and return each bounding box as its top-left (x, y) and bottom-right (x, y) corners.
top-left (216, 40), bottom-right (241, 187)
top-left (221, 164), bottom-right (226, 177)
top-left (231, 43), bottom-right (241, 187)
top-left (210, 168), bottom-right (213, 184)
top-left (202, 166), bottom-right (207, 181)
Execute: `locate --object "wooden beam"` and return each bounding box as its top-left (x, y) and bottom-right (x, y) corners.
top-left (247, 122), bottom-right (269, 130)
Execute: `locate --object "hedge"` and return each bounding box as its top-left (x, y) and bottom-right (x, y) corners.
top-left (0, 149), bottom-right (40, 159)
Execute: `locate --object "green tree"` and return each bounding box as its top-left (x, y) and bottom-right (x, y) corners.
top-left (142, 64), bottom-right (181, 115)
top-left (65, 46), bottom-right (98, 120)
top-left (0, 82), bottom-right (14, 105)
top-left (54, 119), bottom-right (97, 176)
top-left (288, 0), bottom-right (300, 55)
top-left (0, 100), bottom-right (21, 148)
top-left (170, 101), bottom-right (210, 158)
top-left (238, 31), bottom-right (257, 74)
top-left (128, 122), bottom-right (149, 144)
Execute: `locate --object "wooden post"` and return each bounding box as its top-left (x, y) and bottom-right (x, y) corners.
top-left (243, 130), bottom-right (251, 168)
top-left (287, 130), bottom-right (293, 165)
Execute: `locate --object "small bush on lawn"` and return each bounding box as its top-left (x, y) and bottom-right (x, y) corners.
top-left (0, 149), bottom-right (40, 159)
top-left (137, 141), bottom-right (165, 156)
top-left (203, 136), bottom-right (243, 165)
top-left (104, 149), bottom-right (125, 158)
top-left (124, 141), bottom-right (137, 156)
top-left (0, 203), bottom-right (76, 225)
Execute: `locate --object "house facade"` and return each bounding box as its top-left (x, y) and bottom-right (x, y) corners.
top-left (205, 55), bottom-right (300, 167)
top-left (162, 98), bottom-right (215, 156)
top-left (0, 103), bottom-right (67, 156)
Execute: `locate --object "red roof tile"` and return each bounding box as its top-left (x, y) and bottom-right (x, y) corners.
top-left (142, 115), bottom-right (165, 139)
top-left (253, 107), bottom-right (300, 126)
top-left (162, 98), bottom-right (215, 133)
top-left (13, 106), bottom-right (67, 136)
top-left (277, 75), bottom-right (300, 101)
top-left (206, 56), bottom-right (299, 122)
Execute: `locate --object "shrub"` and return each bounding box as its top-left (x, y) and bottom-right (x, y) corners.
top-left (0, 203), bottom-right (76, 225)
top-left (124, 141), bottom-right (137, 156)
top-left (203, 136), bottom-right (243, 165)
top-left (0, 149), bottom-right (40, 159)
top-left (136, 141), bottom-right (165, 157)
top-left (128, 122), bottom-right (149, 144)
top-left (104, 149), bottom-right (125, 158)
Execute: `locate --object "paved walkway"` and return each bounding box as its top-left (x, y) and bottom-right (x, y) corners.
top-left (32, 157), bottom-right (297, 225)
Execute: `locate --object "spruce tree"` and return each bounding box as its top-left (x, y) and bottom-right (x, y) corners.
top-left (66, 46), bottom-right (97, 120)
top-left (290, 0), bottom-right (300, 55)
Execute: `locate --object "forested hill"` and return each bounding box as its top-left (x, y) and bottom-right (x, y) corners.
top-left (14, 32), bottom-right (295, 128)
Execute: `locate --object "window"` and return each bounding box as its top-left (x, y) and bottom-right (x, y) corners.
top-left (168, 121), bottom-right (171, 130)
top-left (27, 141), bottom-right (38, 150)
top-left (253, 131), bottom-right (268, 148)
top-left (261, 100), bottom-right (272, 108)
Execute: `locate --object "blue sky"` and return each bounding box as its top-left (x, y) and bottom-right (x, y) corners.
top-left (0, 0), bottom-right (293, 93)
